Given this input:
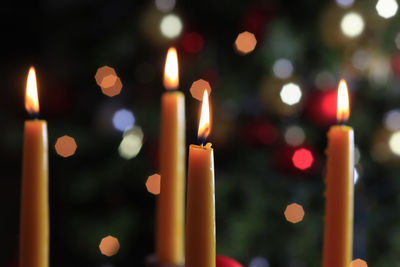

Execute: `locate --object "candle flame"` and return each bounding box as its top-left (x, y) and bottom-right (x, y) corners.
top-left (198, 90), bottom-right (211, 141)
top-left (337, 79), bottom-right (350, 123)
top-left (163, 47), bottom-right (179, 90)
top-left (25, 66), bottom-right (39, 115)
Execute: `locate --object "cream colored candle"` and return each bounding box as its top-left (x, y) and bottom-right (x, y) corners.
top-left (186, 90), bottom-right (216, 267)
top-left (156, 47), bottom-right (186, 266)
top-left (19, 67), bottom-right (49, 267)
top-left (322, 80), bottom-right (354, 267)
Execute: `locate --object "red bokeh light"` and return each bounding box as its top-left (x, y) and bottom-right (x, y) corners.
top-left (292, 148), bottom-right (314, 170)
top-left (321, 90), bottom-right (337, 119)
top-left (183, 32), bottom-right (204, 54)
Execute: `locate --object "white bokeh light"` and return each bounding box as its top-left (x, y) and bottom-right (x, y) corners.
top-left (155, 0), bottom-right (176, 12)
top-left (284, 125), bottom-right (306, 146)
top-left (272, 58), bottom-right (293, 79)
top-left (280, 83), bottom-right (302, 105)
top-left (384, 109), bottom-right (400, 131)
top-left (160, 14), bottom-right (183, 39)
top-left (112, 109), bottom-right (135, 132)
top-left (352, 50), bottom-right (370, 71)
top-left (336, 0), bottom-right (354, 8)
top-left (376, 0), bottom-right (398, 19)
top-left (249, 257), bottom-right (270, 267)
top-left (340, 12), bottom-right (365, 38)
top-left (389, 131), bottom-right (400, 156)
top-left (118, 126), bottom-right (144, 159)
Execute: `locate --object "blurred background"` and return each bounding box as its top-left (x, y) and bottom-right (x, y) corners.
top-left (2, 0), bottom-right (400, 266)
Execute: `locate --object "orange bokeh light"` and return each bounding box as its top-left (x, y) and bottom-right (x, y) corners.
top-left (95, 66), bottom-right (122, 97)
top-left (55, 135), bottom-right (77, 157)
top-left (350, 259), bottom-right (368, 267)
top-left (146, 174), bottom-right (161, 195)
top-left (163, 47), bottom-right (179, 90)
top-left (198, 90), bottom-right (211, 140)
top-left (284, 203), bottom-right (305, 223)
top-left (190, 79), bottom-right (212, 101)
top-left (337, 79), bottom-right (350, 123)
top-left (25, 66), bottom-right (39, 115)
top-left (234, 31), bottom-right (257, 55)
top-left (99, 235), bottom-right (120, 257)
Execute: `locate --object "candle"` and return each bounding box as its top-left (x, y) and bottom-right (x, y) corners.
top-left (322, 79), bottom-right (354, 267)
top-left (19, 67), bottom-right (49, 267)
top-left (186, 90), bottom-right (216, 267)
top-left (156, 47), bottom-right (186, 266)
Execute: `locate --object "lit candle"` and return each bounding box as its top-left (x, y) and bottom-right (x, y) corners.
top-left (186, 90), bottom-right (216, 267)
top-left (156, 47), bottom-right (186, 266)
top-left (19, 67), bottom-right (49, 267)
top-left (322, 79), bottom-right (354, 267)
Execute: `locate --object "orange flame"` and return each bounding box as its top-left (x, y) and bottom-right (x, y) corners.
top-left (163, 47), bottom-right (179, 90)
top-left (337, 79), bottom-right (350, 123)
top-left (25, 66), bottom-right (39, 115)
top-left (198, 90), bottom-right (211, 140)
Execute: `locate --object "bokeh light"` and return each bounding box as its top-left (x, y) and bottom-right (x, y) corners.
top-left (146, 173), bottom-right (161, 195)
top-left (249, 256), bottom-right (270, 267)
top-left (272, 58), bottom-right (293, 79)
top-left (336, 0), bottom-right (354, 8)
top-left (160, 14), bottom-right (182, 39)
top-left (292, 148), bottom-right (314, 170)
top-left (384, 109), bottom-right (400, 131)
top-left (284, 125), bottom-right (305, 146)
top-left (155, 0), bottom-right (175, 12)
top-left (376, 0), bottom-right (398, 19)
top-left (340, 12), bottom-right (365, 38)
top-left (118, 126), bottom-right (144, 159)
top-left (55, 135), bottom-right (77, 158)
top-left (234, 31), bottom-right (257, 55)
top-left (183, 32), bottom-right (204, 54)
top-left (95, 66), bottom-right (123, 97)
top-left (279, 83), bottom-right (302, 106)
top-left (99, 235), bottom-right (120, 257)
top-left (284, 203), bottom-right (305, 223)
top-left (190, 79), bottom-right (212, 101)
top-left (389, 131), bottom-right (400, 156)
top-left (112, 109), bottom-right (135, 132)
top-left (350, 258), bottom-right (368, 267)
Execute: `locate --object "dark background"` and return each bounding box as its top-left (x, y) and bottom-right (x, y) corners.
top-left (2, 0), bottom-right (400, 266)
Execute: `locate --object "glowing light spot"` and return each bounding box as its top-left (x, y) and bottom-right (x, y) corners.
top-left (284, 203), bottom-right (305, 223)
top-left (284, 125), bottom-right (305, 146)
top-left (216, 255), bottom-right (243, 267)
top-left (55, 135), bottom-right (77, 157)
top-left (354, 168), bottom-right (360, 184)
top-left (190, 79), bottom-right (212, 101)
top-left (272, 58), bottom-right (293, 79)
top-left (99, 235), bottom-right (120, 257)
top-left (155, 0), bottom-right (176, 12)
top-left (234, 31), bottom-right (257, 55)
top-left (112, 109), bottom-right (135, 132)
top-left (249, 257), bottom-right (270, 267)
top-left (280, 83), bottom-right (302, 106)
top-left (352, 50), bottom-right (370, 71)
top-left (160, 14), bottom-right (182, 39)
top-left (336, 0), bottom-right (354, 8)
top-left (389, 131), bottom-right (400, 156)
top-left (146, 174), bottom-right (161, 195)
top-left (321, 91), bottom-right (337, 118)
top-left (340, 12), bottom-right (365, 38)
top-left (376, 0), bottom-right (398, 18)
top-left (183, 32), bottom-right (204, 54)
top-left (292, 148), bottom-right (314, 170)
top-left (384, 109), bottom-right (400, 131)
top-left (95, 66), bottom-right (122, 97)
top-left (350, 259), bottom-right (368, 267)
top-left (118, 126), bottom-right (144, 159)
